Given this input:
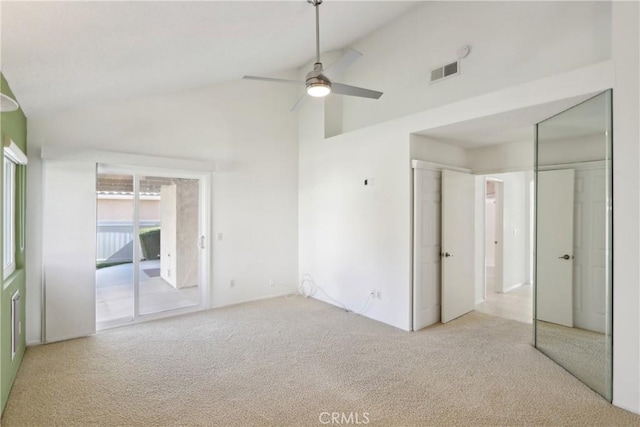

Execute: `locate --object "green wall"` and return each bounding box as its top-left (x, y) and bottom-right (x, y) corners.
top-left (0, 73), bottom-right (27, 414)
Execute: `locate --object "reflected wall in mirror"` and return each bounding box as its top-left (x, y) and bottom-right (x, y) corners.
top-left (535, 90), bottom-right (612, 401)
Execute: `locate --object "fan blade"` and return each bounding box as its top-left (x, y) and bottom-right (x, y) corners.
top-left (324, 49), bottom-right (363, 81)
top-left (243, 76), bottom-right (304, 85)
top-left (290, 93), bottom-right (309, 112)
top-left (331, 82), bottom-right (383, 99)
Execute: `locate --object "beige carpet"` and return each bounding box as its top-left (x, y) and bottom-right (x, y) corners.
top-left (2, 296), bottom-right (639, 426)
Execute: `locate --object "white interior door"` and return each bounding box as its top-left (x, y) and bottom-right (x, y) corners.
top-left (537, 169), bottom-right (574, 327)
top-left (441, 169), bottom-right (475, 323)
top-left (44, 161), bottom-right (97, 342)
top-left (412, 168), bottom-right (441, 330)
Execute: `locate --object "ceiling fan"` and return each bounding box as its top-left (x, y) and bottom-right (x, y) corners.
top-left (243, 0), bottom-right (383, 112)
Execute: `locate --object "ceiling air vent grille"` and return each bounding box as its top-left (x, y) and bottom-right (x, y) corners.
top-left (430, 60), bottom-right (459, 83)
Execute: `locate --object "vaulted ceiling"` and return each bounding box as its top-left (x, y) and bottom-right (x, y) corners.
top-left (1, 1), bottom-right (418, 117)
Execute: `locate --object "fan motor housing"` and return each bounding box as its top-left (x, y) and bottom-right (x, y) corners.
top-left (305, 63), bottom-right (331, 87)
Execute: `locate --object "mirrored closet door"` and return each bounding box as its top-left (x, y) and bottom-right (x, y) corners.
top-left (534, 90), bottom-right (612, 401)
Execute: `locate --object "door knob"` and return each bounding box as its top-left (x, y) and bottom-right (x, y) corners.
top-left (441, 252), bottom-right (453, 258)
top-left (558, 254), bottom-right (572, 260)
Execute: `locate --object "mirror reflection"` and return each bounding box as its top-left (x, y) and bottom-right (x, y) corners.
top-left (535, 90), bottom-right (612, 400)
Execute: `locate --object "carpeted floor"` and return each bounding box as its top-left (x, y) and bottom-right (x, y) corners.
top-left (2, 296), bottom-right (639, 426)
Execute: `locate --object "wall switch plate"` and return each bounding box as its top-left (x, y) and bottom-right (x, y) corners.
top-left (230, 279), bottom-right (235, 288)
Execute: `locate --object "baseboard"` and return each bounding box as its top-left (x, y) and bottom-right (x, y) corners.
top-left (612, 400), bottom-right (640, 415)
top-left (211, 288), bottom-right (299, 309)
top-left (475, 298), bottom-right (486, 305)
top-left (502, 282), bottom-right (529, 293)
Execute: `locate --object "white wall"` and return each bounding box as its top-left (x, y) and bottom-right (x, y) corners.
top-left (469, 134), bottom-right (605, 174)
top-left (485, 198), bottom-right (495, 267)
top-left (495, 172), bottom-right (532, 292)
top-left (26, 79), bottom-right (300, 343)
top-left (474, 172), bottom-right (532, 298)
top-left (298, 99), bottom-right (412, 331)
top-left (468, 140), bottom-right (533, 174)
top-left (474, 175), bottom-right (485, 303)
top-left (410, 134), bottom-right (468, 169)
top-left (611, 0), bottom-right (640, 414)
top-left (342, 1), bottom-right (611, 133)
top-left (538, 134), bottom-right (607, 166)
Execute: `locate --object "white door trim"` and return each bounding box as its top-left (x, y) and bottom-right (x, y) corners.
top-left (412, 159), bottom-right (471, 173)
top-left (41, 146), bottom-right (215, 173)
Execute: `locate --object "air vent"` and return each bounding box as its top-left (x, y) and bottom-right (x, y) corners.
top-left (430, 60), bottom-right (460, 83)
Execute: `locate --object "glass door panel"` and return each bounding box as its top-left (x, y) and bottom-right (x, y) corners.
top-left (138, 176), bottom-right (201, 315)
top-left (96, 172), bottom-right (135, 326)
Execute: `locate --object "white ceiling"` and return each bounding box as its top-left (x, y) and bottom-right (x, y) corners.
top-left (415, 93), bottom-right (604, 149)
top-left (1, 1), bottom-right (418, 117)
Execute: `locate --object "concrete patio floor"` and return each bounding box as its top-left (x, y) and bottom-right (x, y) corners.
top-left (96, 260), bottom-right (200, 326)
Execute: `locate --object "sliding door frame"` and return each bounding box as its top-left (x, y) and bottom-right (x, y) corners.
top-left (97, 164), bottom-right (212, 329)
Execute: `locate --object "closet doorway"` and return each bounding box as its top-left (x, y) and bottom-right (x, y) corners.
top-left (475, 172), bottom-right (533, 324)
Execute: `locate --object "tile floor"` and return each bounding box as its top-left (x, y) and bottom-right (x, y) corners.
top-left (96, 260), bottom-right (200, 326)
top-left (475, 266), bottom-right (533, 324)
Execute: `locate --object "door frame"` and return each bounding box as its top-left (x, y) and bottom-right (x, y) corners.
top-left (96, 164), bottom-right (212, 330)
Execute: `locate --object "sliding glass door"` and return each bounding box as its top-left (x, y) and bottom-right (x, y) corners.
top-left (96, 166), bottom-right (208, 328)
top-left (138, 175), bottom-right (201, 315)
top-left (96, 172), bottom-right (135, 324)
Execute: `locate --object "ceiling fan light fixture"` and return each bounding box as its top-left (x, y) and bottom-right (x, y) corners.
top-left (307, 82), bottom-right (331, 97)
top-left (242, 0), bottom-right (383, 110)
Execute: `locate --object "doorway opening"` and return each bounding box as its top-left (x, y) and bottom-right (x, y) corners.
top-left (96, 166), bottom-right (208, 329)
top-left (475, 172), bottom-right (533, 324)
top-left (484, 178), bottom-right (503, 297)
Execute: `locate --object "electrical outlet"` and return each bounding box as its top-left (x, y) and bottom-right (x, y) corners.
top-left (269, 279), bottom-right (275, 287)
top-left (230, 279), bottom-right (235, 288)
top-left (376, 291), bottom-right (382, 299)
